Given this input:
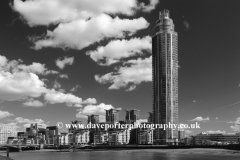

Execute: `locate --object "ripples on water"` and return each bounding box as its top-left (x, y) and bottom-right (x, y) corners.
top-left (1, 150), bottom-right (240, 160)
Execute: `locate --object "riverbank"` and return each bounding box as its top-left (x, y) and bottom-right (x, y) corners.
top-left (139, 148), bottom-right (240, 156)
top-left (0, 155), bottom-right (14, 160)
top-left (3, 148), bottom-right (240, 156)
top-left (1, 148), bottom-right (240, 160)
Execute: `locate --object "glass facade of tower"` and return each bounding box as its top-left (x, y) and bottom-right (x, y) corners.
top-left (152, 10), bottom-right (178, 144)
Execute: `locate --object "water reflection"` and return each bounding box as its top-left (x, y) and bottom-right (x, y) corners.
top-left (0, 150), bottom-right (240, 160)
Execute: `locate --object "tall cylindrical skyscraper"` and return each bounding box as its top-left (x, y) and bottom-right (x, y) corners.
top-left (152, 10), bottom-right (178, 145)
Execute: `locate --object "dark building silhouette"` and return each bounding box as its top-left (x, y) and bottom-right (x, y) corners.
top-left (105, 109), bottom-right (120, 124)
top-left (148, 112), bottom-right (153, 123)
top-left (87, 114), bottom-right (100, 124)
top-left (125, 109), bottom-right (140, 124)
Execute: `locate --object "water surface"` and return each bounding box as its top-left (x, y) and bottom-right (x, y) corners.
top-left (0, 149), bottom-right (239, 160)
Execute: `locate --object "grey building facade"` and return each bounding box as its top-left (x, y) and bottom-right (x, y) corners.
top-left (152, 10), bottom-right (178, 144)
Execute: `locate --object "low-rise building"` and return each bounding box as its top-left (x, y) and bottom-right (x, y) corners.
top-left (58, 133), bottom-right (69, 145)
top-left (193, 132), bottom-right (240, 145)
top-left (75, 129), bottom-right (90, 145)
top-left (138, 128), bottom-right (153, 144)
top-left (108, 129), bottom-right (130, 145)
top-left (0, 125), bottom-right (17, 145)
top-left (93, 131), bottom-right (108, 144)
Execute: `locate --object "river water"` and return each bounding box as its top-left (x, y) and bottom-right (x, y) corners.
top-left (0, 149), bottom-right (240, 160)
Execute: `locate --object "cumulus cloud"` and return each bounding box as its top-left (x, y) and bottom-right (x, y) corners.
top-left (82, 98), bottom-right (97, 104)
top-left (33, 14), bottom-right (149, 50)
top-left (44, 89), bottom-right (95, 107)
top-left (228, 117), bottom-right (240, 124)
top-left (14, 117), bottom-right (43, 123)
top-left (230, 125), bottom-right (240, 132)
top-left (17, 62), bottom-right (47, 74)
top-left (138, 0), bottom-right (159, 13)
top-left (0, 55), bottom-right (97, 107)
top-left (12, 0), bottom-right (139, 26)
top-left (205, 130), bottom-right (226, 134)
top-left (0, 55), bottom-right (49, 75)
top-left (190, 116), bottom-right (210, 122)
top-left (95, 56), bottom-right (152, 91)
top-left (183, 20), bottom-right (191, 30)
top-left (44, 70), bottom-right (59, 75)
top-left (185, 130), bottom-right (193, 135)
top-left (22, 99), bottom-right (44, 107)
top-left (0, 55), bottom-right (58, 76)
top-left (0, 71), bottom-right (47, 101)
top-left (44, 89), bottom-right (82, 104)
top-left (87, 36), bottom-right (151, 66)
top-left (139, 119), bottom-right (148, 123)
top-left (70, 85), bottom-right (81, 92)
top-left (12, 0), bottom-right (156, 26)
top-left (0, 55), bottom-right (48, 101)
top-left (12, 0), bottom-right (152, 50)
top-left (76, 103), bottom-right (116, 122)
top-left (228, 117), bottom-right (240, 132)
top-left (52, 80), bottom-right (62, 90)
top-left (13, 117), bottom-right (48, 128)
top-left (0, 110), bottom-right (14, 119)
top-left (56, 57), bottom-right (74, 69)
top-left (59, 74), bottom-right (68, 79)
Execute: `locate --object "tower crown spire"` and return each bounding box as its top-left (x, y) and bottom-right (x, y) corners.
top-left (154, 9), bottom-right (174, 34)
top-left (159, 9), bottom-right (170, 19)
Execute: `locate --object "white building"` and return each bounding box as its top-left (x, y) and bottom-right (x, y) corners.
top-left (0, 125), bottom-right (17, 145)
top-left (108, 129), bottom-right (131, 145)
top-left (75, 129), bottom-right (90, 145)
top-left (58, 133), bottom-right (69, 145)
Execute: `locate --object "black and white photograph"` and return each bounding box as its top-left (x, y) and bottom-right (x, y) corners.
top-left (0, 0), bottom-right (240, 160)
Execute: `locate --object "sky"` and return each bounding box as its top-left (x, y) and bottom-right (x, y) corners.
top-left (0, 0), bottom-right (240, 136)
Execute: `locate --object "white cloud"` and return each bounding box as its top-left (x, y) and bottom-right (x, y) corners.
top-left (59, 74), bottom-right (68, 78)
top-left (33, 14), bottom-right (149, 50)
top-left (12, 0), bottom-right (156, 26)
top-left (229, 117), bottom-right (240, 132)
top-left (17, 62), bottom-right (47, 74)
top-left (22, 99), bottom-right (44, 107)
top-left (190, 116), bottom-right (210, 122)
top-left (14, 117), bottom-right (44, 124)
top-left (227, 117), bottom-right (240, 124)
top-left (183, 20), bottom-right (191, 30)
top-left (0, 55), bottom-right (48, 101)
top-left (95, 56), bottom-right (152, 90)
top-left (76, 103), bottom-right (115, 121)
top-left (82, 98), bottom-right (97, 104)
top-left (138, 0), bottom-right (159, 13)
top-left (56, 57), bottom-right (74, 69)
top-left (205, 130), bottom-right (226, 134)
top-left (44, 70), bottom-right (59, 75)
top-left (87, 36), bottom-right (151, 66)
top-left (52, 80), bottom-right (61, 90)
top-left (44, 89), bottom-right (82, 104)
top-left (0, 55), bottom-right (48, 75)
top-left (139, 119), bottom-right (148, 123)
top-left (70, 85), bottom-right (80, 92)
top-left (0, 71), bottom-right (47, 101)
top-left (0, 55), bottom-right (58, 76)
top-left (0, 110), bottom-right (14, 119)
top-left (44, 89), bottom-right (96, 107)
top-left (0, 55), bottom-right (98, 106)
top-left (185, 130), bottom-right (193, 135)
top-left (13, 117), bottom-right (48, 128)
top-left (11, 0), bottom-right (157, 51)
